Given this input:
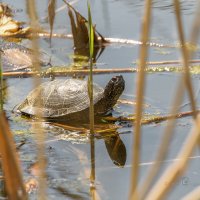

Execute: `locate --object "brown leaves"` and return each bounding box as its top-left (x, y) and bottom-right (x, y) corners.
top-left (0, 3), bottom-right (30, 37)
top-left (65, 1), bottom-right (106, 64)
top-left (0, 3), bottom-right (12, 17)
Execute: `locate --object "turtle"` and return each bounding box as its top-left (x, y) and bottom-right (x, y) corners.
top-left (17, 75), bottom-right (125, 122)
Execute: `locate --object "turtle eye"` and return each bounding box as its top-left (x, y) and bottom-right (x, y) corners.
top-left (112, 77), bottom-right (117, 82)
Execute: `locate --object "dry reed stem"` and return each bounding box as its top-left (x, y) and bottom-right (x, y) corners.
top-left (137, 31), bottom-right (173, 200)
top-left (143, 59), bottom-right (200, 65)
top-left (139, 1), bottom-right (200, 198)
top-left (3, 63), bottom-right (200, 78)
top-left (104, 109), bottom-right (200, 124)
top-left (187, 0), bottom-right (200, 151)
top-left (174, 0), bottom-right (197, 118)
top-left (139, 79), bottom-right (192, 197)
top-left (0, 53), bottom-right (3, 111)
top-left (189, 2), bottom-right (200, 48)
top-left (181, 186), bottom-right (200, 200)
top-left (0, 112), bottom-right (27, 200)
top-left (145, 116), bottom-right (200, 200)
top-left (26, 1), bottom-right (46, 199)
top-left (129, 0), bottom-right (152, 199)
top-left (2, 68), bottom-right (136, 78)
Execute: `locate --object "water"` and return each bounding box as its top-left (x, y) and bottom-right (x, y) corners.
top-left (1, 0), bottom-right (200, 199)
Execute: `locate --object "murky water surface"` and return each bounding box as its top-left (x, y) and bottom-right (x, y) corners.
top-left (1, 0), bottom-right (200, 199)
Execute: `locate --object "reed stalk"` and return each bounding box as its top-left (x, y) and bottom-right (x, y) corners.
top-left (138, 59), bottom-right (200, 65)
top-left (129, 0), bottom-right (152, 199)
top-left (173, 0), bottom-right (197, 118)
top-left (0, 52), bottom-right (3, 111)
top-left (87, 2), bottom-right (97, 200)
top-left (26, 1), bottom-right (46, 199)
top-left (0, 46), bottom-right (4, 197)
top-left (0, 113), bottom-right (27, 199)
top-left (88, 1), bottom-right (95, 134)
top-left (139, 1), bottom-right (200, 199)
top-left (146, 116), bottom-right (200, 199)
top-left (2, 68), bottom-right (136, 77)
top-left (103, 109), bottom-right (200, 124)
top-left (2, 63), bottom-right (200, 78)
top-left (182, 186), bottom-right (200, 200)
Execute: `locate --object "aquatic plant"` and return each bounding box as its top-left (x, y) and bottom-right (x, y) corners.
top-left (87, 1), bottom-right (94, 134)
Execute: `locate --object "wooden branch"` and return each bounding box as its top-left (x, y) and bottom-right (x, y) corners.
top-left (2, 62), bottom-right (200, 78)
top-left (2, 68), bottom-right (136, 78)
top-left (137, 59), bottom-right (200, 65)
top-left (103, 109), bottom-right (198, 125)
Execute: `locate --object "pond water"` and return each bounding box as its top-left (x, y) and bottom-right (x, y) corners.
top-left (1, 0), bottom-right (200, 199)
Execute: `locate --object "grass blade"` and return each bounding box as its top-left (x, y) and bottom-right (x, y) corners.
top-left (87, 2), bottom-right (97, 200)
top-left (88, 2), bottom-right (94, 59)
top-left (87, 1), bottom-right (94, 134)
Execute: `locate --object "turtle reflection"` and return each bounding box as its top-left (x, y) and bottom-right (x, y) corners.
top-left (46, 122), bottom-right (127, 168)
top-left (104, 134), bottom-right (126, 167)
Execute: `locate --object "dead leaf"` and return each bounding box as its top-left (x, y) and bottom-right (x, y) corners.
top-left (0, 3), bottom-right (30, 37)
top-left (25, 178), bottom-right (38, 193)
top-left (65, 2), bottom-right (106, 67)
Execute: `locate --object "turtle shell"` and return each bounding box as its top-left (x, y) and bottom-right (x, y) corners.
top-left (17, 79), bottom-right (104, 118)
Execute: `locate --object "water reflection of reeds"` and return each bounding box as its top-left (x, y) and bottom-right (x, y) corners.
top-left (0, 0), bottom-right (200, 199)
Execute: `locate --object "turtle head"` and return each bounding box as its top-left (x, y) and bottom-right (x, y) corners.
top-left (103, 75), bottom-right (125, 109)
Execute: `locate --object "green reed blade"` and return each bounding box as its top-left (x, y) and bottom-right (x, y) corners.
top-left (87, 1), bottom-right (94, 134)
top-left (88, 2), bottom-right (94, 58)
